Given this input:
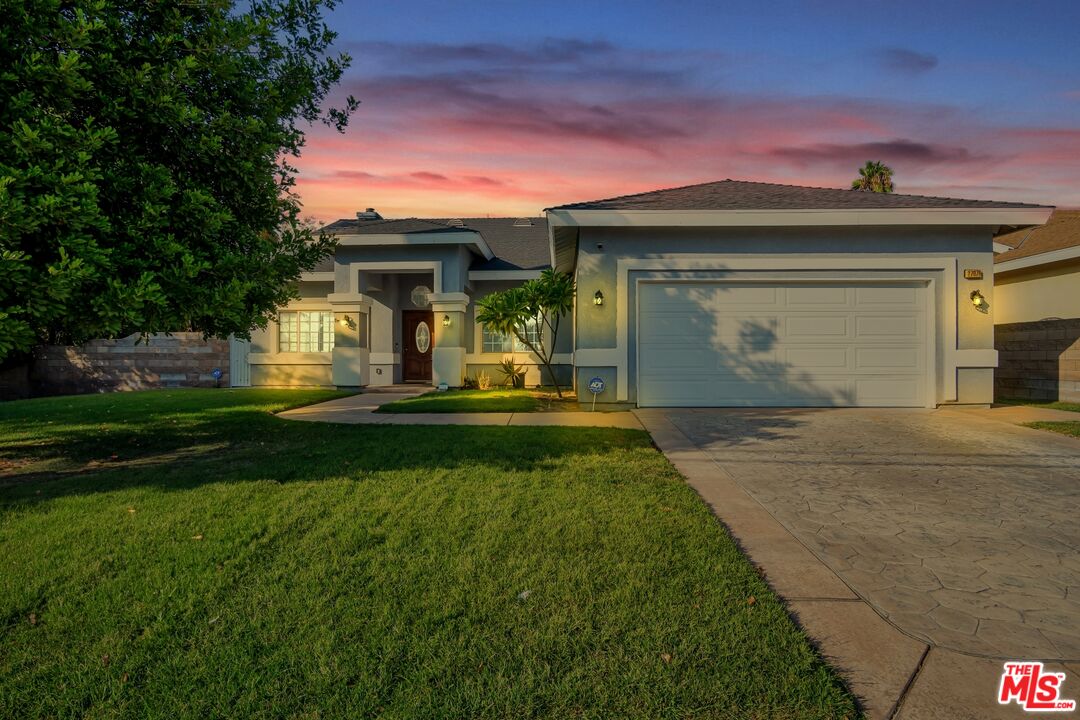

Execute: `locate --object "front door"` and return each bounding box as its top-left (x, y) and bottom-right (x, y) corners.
top-left (402, 310), bottom-right (434, 382)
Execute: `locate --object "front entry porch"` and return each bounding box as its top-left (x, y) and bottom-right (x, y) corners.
top-left (329, 264), bottom-right (469, 389)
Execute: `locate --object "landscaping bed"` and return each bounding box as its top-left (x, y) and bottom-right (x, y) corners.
top-left (376, 387), bottom-right (588, 413)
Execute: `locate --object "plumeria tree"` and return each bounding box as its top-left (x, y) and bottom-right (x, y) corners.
top-left (475, 269), bottom-right (575, 397)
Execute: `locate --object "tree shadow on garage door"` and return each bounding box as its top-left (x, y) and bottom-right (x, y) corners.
top-left (637, 280), bottom-right (858, 409)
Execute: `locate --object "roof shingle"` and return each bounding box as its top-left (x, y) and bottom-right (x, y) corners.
top-left (995, 210), bottom-right (1080, 263)
top-left (320, 216), bottom-right (550, 271)
top-left (549, 179), bottom-right (1049, 211)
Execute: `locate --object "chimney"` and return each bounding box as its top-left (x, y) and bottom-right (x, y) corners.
top-left (356, 208), bottom-right (382, 220)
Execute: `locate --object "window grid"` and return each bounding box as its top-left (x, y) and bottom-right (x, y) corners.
top-left (278, 311), bottom-right (334, 353)
top-left (482, 318), bottom-right (541, 354)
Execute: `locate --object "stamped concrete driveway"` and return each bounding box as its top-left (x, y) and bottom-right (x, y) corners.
top-left (660, 407), bottom-right (1080, 661)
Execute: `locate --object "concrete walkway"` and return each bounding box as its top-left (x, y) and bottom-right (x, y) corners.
top-left (278, 390), bottom-right (643, 429)
top-left (636, 407), bottom-right (1080, 720)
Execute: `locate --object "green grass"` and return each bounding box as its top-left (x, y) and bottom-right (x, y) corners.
top-left (1025, 421), bottom-right (1080, 438)
top-left (377, 388), bottom-right (550, 413)
top-left (997, 398), bottom-right (1080, 413)
top-left (0, 389), bottom-right (859, 719)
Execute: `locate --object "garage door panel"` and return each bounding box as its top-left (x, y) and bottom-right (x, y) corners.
top-left (637, 313), bottom-right (710, 339)
top-left (722, 285), bottom-right (781, 305)
top-left (855, 315), bottom-right (920, 339)
top-left (638, 282), bottom-right (929, 407)
top-left (783, 347), bottom-right (852, 370)
top-left (786, 286), bottom-right (850, 305)
top-left (785, 315), bottom-right (850, 338)
top-left (640, 346), bottom-right (710, 369)
top-left (856, 286), bottom-right (922, 307)
top-left (783, 377), bottom-right (855, 405)
top-left (856, 378), bottom-right (922, 405)
top-left (855, 347), bottom-right (922, 371)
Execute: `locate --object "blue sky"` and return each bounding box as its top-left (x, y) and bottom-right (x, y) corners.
top-left (296, 0), bottom-right (1080, 219)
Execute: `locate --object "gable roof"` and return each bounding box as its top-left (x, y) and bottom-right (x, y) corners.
top-left (994, 210), bottom-right (1080, 264)
top-left (320, 216), bottom-right (550, 271)
top-left (549, 179), bottom-right (1049, 211)
top-left (321, 217), bottom-right (466, 235)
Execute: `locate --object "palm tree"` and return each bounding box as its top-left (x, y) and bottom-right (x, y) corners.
top-left (851, 161), bottom-right (895, 193)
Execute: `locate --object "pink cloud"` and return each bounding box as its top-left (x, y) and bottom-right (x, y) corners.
top-left (293, 41), bottom-right (1080, 221)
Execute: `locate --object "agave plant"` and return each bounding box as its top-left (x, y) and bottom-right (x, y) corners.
top-left (497, 357), bottom-right (525, 388)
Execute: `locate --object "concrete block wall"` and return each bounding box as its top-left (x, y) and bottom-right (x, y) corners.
top-left (994, 319), bottom-right (1080, 403)
top-left (30, 333), bottom-right (230, 396)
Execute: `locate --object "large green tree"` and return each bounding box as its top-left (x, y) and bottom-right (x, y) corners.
top-left (851, 160), bottom-right (895, 193)
top-left (0, 0), bottom-right (357, 360)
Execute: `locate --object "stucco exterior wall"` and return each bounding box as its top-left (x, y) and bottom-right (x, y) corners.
top-left (248, 280), bottom-right (335, 386)
top-left (572, 225), bottom-right (998, 405)
top-left (994, 261), bottom-right (1080, 325)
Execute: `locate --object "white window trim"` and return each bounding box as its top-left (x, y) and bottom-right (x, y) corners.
top-left (277, 309), bottom-right (335, 354)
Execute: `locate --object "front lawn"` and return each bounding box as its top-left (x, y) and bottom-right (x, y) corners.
top-left (997, 398), bottom-right (1080, 438)
top-left (1026, 421), bottom-right (1080, 438)
top-left (998, 398), bottom-right (1080, 413)
top-left (0, 390), bottom-right (858, 719)
top-left (377, 387), bottom-right (575, 413)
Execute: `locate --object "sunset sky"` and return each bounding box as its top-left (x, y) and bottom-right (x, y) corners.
top-left (295, 0), bottom-right (1080, 223)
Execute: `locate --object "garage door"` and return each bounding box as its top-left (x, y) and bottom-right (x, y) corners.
top-left (637, 282), bottom-right (929, 407)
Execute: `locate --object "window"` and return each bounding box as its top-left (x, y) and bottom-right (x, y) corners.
top-left (482, 318), bottom-right (541, 353)
top-left (278, 311), bottom-right (334, 352)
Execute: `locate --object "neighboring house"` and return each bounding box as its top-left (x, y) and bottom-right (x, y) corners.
top-left (993, 210), bottom-right (1080, 402)
top-left (237, 180), bottom-right (1051, 408)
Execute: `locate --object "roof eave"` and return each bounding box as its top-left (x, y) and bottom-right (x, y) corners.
top-left (994, 244), bottom-right (1080, 275)
top-left (546, 207), bottom-right (1054, 228)
top-left (332, 230), bottom-right (494, 260)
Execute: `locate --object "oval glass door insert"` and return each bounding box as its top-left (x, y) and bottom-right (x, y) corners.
top-left (415, 321), bottom-right (431, 353)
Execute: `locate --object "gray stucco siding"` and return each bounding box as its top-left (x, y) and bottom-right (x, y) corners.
top-left (573, 225), bottom-right (999, 405)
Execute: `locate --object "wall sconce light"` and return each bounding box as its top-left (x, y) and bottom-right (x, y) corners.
top-left (593, 290), bottom-right (604, 306)
top-left (442, 314), bottom-right (451, 327)
top-left (970, 290), bottom-right (987, 309)
top-left (337, 315), bottom-right (356, 329)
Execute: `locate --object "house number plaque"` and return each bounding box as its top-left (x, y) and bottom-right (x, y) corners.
top-left (963, 269), bottom-right (984, 280)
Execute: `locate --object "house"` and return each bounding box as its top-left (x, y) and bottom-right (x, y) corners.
top-left (993, 210), bottom-right (1080, 402)
top-left (235, 180), bottom-right (1052, 408)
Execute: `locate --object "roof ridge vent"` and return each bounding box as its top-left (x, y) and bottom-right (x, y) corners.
top-left (513, 217), bottom-right (533, 226)
top-left (446, 218), bottom-right (464, 227)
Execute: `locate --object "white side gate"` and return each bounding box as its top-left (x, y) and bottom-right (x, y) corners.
top-left (229, 336), bottom-right (251, 387)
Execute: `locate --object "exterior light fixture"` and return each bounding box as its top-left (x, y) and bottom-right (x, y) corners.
top-left (970, 290), bottom-right (987, 309)
top-left (442, 314), bottom-right (451, 327)
top-left (593, 290), bottom-right (604, 306)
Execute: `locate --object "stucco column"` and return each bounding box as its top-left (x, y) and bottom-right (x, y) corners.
top-left (429, 292), bottom-right (468, 387)
top-left (326, 293), bottom-right (371, 387)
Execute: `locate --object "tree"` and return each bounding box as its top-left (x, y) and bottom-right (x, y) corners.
top-left (0, 0), bottom-right (358, 361)
top-left (851, 161), bottom-right (895, 193)
top-left (475, 269), bottom-right (575, 398)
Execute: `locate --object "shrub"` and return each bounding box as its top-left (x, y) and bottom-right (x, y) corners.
top-left (476, 371), bottom-right (492, 390)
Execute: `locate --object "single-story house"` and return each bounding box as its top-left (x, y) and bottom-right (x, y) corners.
top-left (993, 210), bottom-right (1080, 402)
top-left (234, 179), bottom-right (1053, 408)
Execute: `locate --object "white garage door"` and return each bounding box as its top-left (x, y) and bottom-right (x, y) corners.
top-left (637, 282), bottom-right (930, 407)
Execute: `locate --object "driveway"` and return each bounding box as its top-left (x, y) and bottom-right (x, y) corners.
top-left (653, 407), bottom-right (1080, 661)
